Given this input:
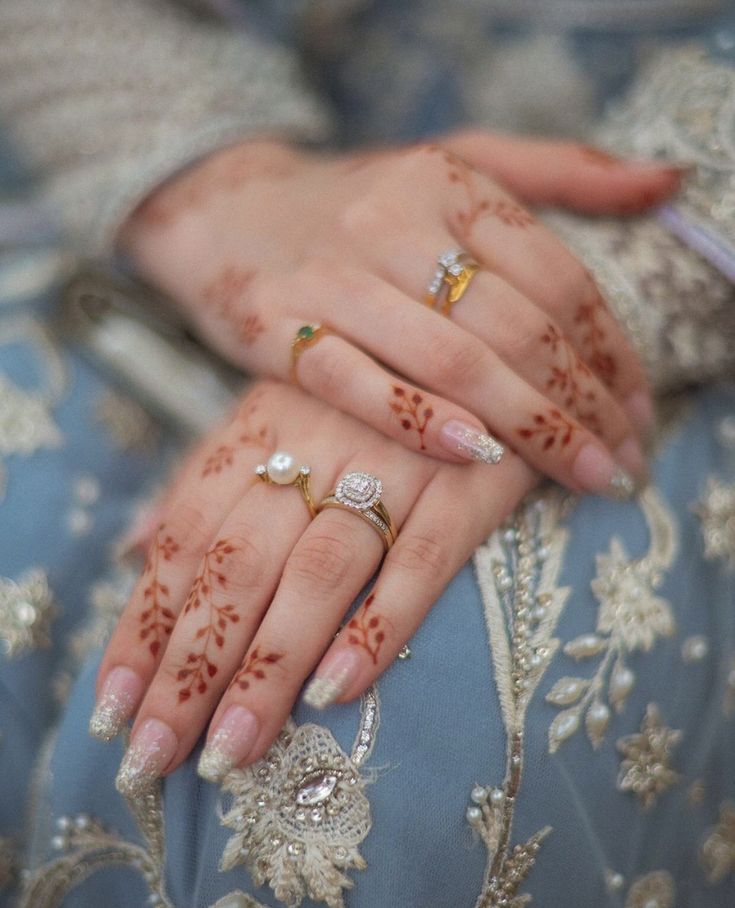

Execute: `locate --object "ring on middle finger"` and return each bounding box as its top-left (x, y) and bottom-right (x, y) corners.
top-left (425, 248), bottom-right (480, 316)
top-left (255, 451), bottom-right (317, 518)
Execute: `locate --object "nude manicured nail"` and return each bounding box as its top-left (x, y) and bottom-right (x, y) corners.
top-left (440, 420), bottom-right (505, 465)
top-left (115, 718), bottom-right (177, 797)
top-left (625, 391), bottom-right (656, 437)
top-left (303, 649), bottom-right (362, 710)
top-left (614, 436), bottom-right (647, 482)
top-left (197, 705), bottom-right (259, 783)
top-left (572, 443), bottom-right (636, 501)
top-left (89, 666), bottom-right (145, 742)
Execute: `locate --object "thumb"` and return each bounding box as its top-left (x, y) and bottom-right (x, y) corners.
top-left (439, 130), bottom-right (687, 216)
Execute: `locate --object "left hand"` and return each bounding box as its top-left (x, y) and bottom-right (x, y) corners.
top-left (91, 380), bottom-right (538, 790)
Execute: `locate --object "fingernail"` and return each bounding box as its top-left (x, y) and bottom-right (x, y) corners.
top-left (303, 649), bottom-right (361, 710)
top-left (572, 443), bottom-right (636, 501)
top-left (197, 705), bottom-right (259, 783)
top-left (89, 666), bottom-right (145, 742)
top-left (440, 420), bottom-right (505, 465)
top-left (115, 718), bottom-right (177, 797)
top-left (624, 391), bottom-right (656, 438)
top-left (624, 159), bottom-right (693, 176)
top-left (613, 435), bottom-right (646, 480)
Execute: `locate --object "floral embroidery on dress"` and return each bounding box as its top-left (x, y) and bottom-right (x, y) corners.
top-left (694, 476), bottom-right (735, 569)
top-left (0, 317), bottom-right (66, 500)
top-left (616, 704), bottom-right (681, 810)
top-left (624, 870), bottom-right (676, 908)
top-left (546, 488), bottom-right (677, 751)
top-left (0, 568), bottom-right (57, 659)
top-left (700, 801), bottom-right (735, 884)
top-left (219, 691), bottom-right (378, 908)
top-left (470, 490), bottom-right (573, 906)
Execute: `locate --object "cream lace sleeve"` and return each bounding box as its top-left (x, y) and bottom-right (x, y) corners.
top-left (545, 48), bottom-right (735, 395)
top-left (0, 0), bottom-right (333, 254)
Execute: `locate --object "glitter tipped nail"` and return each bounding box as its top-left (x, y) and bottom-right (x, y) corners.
top-left (440, 420), bottom-right (505, 465)
top-left (89, 666), bottom-right (144, 742)
top-left (303, 649), bottom-right (361, 710)
top-left (115, 718), bottom-right (177, 798)
top-left (197, 705), bottom-right (259, 784)
top-left (572, 443), bottom-right (637, 501)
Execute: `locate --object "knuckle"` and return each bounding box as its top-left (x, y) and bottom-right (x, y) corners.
top-left (311, 341), bottom-right (352, 400)
top-left (224, 532), bottom-right (269, 595)
top-left (163, 502), bottom-right (211, 560)
top-left (284, 530), bottom-right (356, 593)
top-left (428, 333), bottom-right (487, 388)
top-left (390, 530), bottom-right (445, 574)
top-left (545, 256), bottom-right (591, 314)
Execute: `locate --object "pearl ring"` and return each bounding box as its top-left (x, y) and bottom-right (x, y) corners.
top-left (255, 451), bottom-right (317, 518)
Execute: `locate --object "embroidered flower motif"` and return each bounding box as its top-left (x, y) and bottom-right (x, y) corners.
top-left (700, 801), bottom-right (735, 884)
top-left (694, 476), bottom-right (735, 569)
top-left (624, 870), bottom-right (675, 908)
top-left (0, 373), bottom-right (62, 500)
top-left (0, 569), bottom-right (57, 659)
top-left (616, 704), bottom-right (681, 810)
top-left (219, 721), bottom-right (371, 908)
top-left (546, 490), bottom-right (677, 751)
top-left (593, 539), bottom-right (675, 651)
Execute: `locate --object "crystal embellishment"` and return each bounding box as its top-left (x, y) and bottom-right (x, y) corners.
top-left (335, 472), bottom-right (382, 511)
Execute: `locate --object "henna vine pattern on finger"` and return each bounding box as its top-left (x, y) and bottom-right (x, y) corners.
top-left (347, 593), bottom-right (388, 665)
top-left (517, 408), bottom-right (577, 451)
top-left (443, 150), bottom-right (492, 241)
top-left (541, 324), bottom-right (601, 432)
top-left (139, 529), bottom-right (180, 658)
top-left (488, 199), bottom-right (536, 228)
top-left (229, 647), bottom-right (284, 692)
top-left (574, 276), bottom-right (617, 389)
top-left (389, 385), bottom-right (434, 450)
top-left (201, 266), bottom-right (265, 347)
top-left (202, 445), bottom-right (235, 478)
top-left (178, 540), bottom-right (240, 702)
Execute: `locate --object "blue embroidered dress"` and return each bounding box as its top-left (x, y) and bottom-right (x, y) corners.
top-left (0, 3), bottom-right (734, 906)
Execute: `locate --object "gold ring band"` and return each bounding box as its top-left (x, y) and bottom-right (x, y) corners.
top-left (255, 452), bottom-right (317, 518)
top-left (290, 324), bottom-right (331, 385)
top-left (318, 471), bottom-right (396, 551)
top-left (425, 250), bottom-right (480, 316)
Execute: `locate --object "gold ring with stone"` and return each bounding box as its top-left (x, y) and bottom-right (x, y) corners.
top-left (425, 249), bottom-right (480, 316)
top-left (290, 324), bottom-right (331, 385)
top-left (255, 451), bottom-right (317, 518)
top-left (318, 470), bottom-right (396, 551)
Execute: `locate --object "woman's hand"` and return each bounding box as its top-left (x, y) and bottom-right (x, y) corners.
top-left (90, 380), bottom-right (539, 791)
top-left (118, 133), bottom-right (682, 499)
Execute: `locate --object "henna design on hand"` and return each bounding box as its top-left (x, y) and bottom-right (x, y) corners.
top-left (488, 199), bottom-right (536, 228)
top-left (139, 529), bottom-right (180, 658)
top-left (346, 593), bottom-right (387, 665)
top-left (389, 385), bottom-right (434, 450)
top-left (541, 324), bottom-right (600, 432)
top-left (177, 540), bottom-right (240, 702)
top-left (202, 445), bottom-right (235, 478)
top-left (201, 266), bottom-right (264, 346)
top-left (517, 408), bottom-right (577, 451)
top-left (229, 647), bottom-right (284, 692)
top-left (574, 276), bottom-right (617, 388)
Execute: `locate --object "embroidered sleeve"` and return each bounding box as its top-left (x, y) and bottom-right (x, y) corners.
top-left (0, 0), bottom-right (333, 254)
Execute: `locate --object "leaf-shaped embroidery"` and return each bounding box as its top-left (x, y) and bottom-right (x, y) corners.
top-left (545, 677), bottom-right (588, 706)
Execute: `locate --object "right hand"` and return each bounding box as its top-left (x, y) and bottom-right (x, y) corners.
top-left (119, 133), bottom-right (682, 497)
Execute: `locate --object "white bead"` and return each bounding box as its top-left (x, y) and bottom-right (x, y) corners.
top-left (470, 785), bottom-right (487, 804)
top-left (466, 806), bottom-right (483, 825)
top-left (489, 788), bottom-right (506, 807)
top-left (267, 451), bottom-right (300, 485)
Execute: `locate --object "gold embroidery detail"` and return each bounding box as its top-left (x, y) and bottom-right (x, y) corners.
top-left (219, 691), bottom-right (378, 908)
top-left (700, 801), bottom-right (735, 884)
top-left (694, 476), bottom-right (735, 569)
top-left (616, 704), bottom-right (681, 810)
top-left (471, 491), bottom-right (573, 906)
top-left (548, 489), bottom-right (677, 751)
top-left (0, 569), bottom-right (57, 659)
top-left (624, 870), bottom-right (676, 908)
